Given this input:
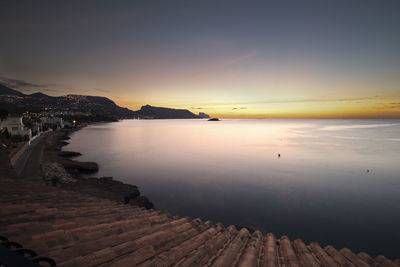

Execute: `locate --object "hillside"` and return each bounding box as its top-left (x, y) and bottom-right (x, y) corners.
top-left (0, 84), bottom-right (136, 119)
top-left (0, 84), bottom-right (208, 119)
top-left (137, 104), bottom-right (200, 119)
top-left (0, 83), bottom-right (25, 96)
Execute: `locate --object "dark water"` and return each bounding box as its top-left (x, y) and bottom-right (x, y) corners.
top-left (65, 119), bottom-right (400, 258)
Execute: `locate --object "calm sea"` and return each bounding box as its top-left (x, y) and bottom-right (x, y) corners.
top-left (64, 119), bottom-right (400, 258)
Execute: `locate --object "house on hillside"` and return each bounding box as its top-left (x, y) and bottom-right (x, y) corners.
top-left (0, 116), bottom-right (32, 140)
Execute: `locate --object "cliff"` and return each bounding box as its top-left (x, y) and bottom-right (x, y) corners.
top-left (0, 84), bottom-right (210, 120)
top-left (0, 83), bottom-right (136, 119)
top-left (137, 104), bottom-right (200, 119)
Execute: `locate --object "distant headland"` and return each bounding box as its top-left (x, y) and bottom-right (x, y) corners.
top-left (0, 83), bottom-right (209, 120)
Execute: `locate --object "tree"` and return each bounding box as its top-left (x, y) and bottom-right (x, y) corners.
top-left (0, 127), bottom-right (10, 138)
top-left (0, 109), bottom-right (8, 120)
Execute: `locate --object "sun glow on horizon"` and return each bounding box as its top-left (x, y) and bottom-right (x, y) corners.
top-left (2, 1), bottom-right (400, 119)
top-left (115, 95), bottom-right (400, 119)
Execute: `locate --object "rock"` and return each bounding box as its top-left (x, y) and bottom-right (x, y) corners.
top-left (208, 118), bottom-right (220, 121)
top-left (124, 191), bottom-right (140, 204)
top-left (198, 112), bottom-right (210, 119)
top-left (58, 141), bottom-right (70, 146)
top-left (41, 161), bottom-right (77, 186)
top-left (58, 151), bottom-right (82, 158)
top-left (60, 136), bottom-right (70, 140)
top-left (130, 195), bottom-right (154, 209)
top-left (61, 176), bottom-right (143, 205)
top-left (61, 159), bottom-right (99, 173)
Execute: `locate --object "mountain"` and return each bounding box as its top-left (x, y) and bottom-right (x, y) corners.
top-left (0, 84), bottom-right (136, 119)
top-left (0, 84), bottom-right (209, 120)
top-left (29, 92), bottom-right (52, 98)
top-left (137, 105), bottom-right (200, 119)
top-left (0, 83), bottom-right (26, 96)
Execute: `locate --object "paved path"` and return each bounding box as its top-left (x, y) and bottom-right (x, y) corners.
top-left (15, 132), bottom-right (52, 179)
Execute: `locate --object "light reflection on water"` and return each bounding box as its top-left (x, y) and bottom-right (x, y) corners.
top-left (65, 119), bottom-right (400, 258)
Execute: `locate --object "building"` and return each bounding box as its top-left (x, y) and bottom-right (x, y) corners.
top-left (41, 117), bottom-right (64, 129)
top-left (0, 116), bottom-right (32, 140)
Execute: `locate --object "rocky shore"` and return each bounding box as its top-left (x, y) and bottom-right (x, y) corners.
top-left (40, 126), bottom-right (154, 209)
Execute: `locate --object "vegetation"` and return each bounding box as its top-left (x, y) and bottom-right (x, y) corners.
top-left (0, 108), bottom-right (8, 120)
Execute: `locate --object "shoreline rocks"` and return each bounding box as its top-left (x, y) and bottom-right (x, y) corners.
top-left (41, 161), bottom-right (77, 186)
top-left (60, 175), bottom-right (154, 209)
top-left (58, 151), bottom-right (82, 158)
top-left (60, 158), bottom-right (99, 173)
top-left (128, 195), bottom-right (154, 209)
top-left (43, 126), bottom-right (154, 209)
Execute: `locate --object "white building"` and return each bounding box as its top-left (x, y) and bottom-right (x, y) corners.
top-left (0, 116), bottom-right (32, 139)
top-left (41, 117), bottom-right (64, 128)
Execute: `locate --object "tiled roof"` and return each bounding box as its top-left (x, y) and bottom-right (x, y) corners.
top-left (1, 178), bottom-right (399, 267)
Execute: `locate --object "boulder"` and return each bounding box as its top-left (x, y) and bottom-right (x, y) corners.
top-left (130, 195), bottom-right (154, 209)
top-left (124, 191), bottom-right (140, 204)
top-left (41, 161), bottom-right (77, 186)
top-left (100, 176), bottom-right (113, 181)
top-left (58, 151), bottom-right (82, 158)
top-left (58, 141), bottom-right (70, 147)
top-left (61, 159), bottom-right (99, 173)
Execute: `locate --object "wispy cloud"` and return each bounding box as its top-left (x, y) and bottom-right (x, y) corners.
top-left (180, 50), bottom-right (262, 79)
top-left (232, 107), bottom-right (248, 110)
top-left (90, 88), bottom-right (110, 93)
top-left (0, 9), bottom-right (146, 30)
top-left (186, 96), bottom-right (394, 107)
top-left (0, 76), bottom-right (49, 89)
top-left (373, 102), bottom-right (400, 110)
top-left (388, 103), bottom-right (400, 109)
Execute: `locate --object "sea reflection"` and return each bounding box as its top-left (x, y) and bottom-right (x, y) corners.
top-left (65, 119), bottom-right (400, 258)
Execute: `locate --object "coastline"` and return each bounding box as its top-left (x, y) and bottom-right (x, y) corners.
top-left (3, 120), bottom-right (400, 260)
top-left (44, 122), bottom-right (260, 232)
top-left (40, 123), bottom-right (154, 209)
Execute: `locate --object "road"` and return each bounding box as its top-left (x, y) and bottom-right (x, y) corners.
top-left (14, 131), bottom-right (53, 180)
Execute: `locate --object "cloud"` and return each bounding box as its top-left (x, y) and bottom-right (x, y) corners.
top-left (190, 107), bottom-right (204, 109)
top-left (0, 76), bottom-right (49, 89)
top-left (374, 102), bottom-right (400, 110)
top-left (188, 96), bottom-right (399, 107)
top-left (232, 107), bottom-right (248, 110)
top-left (91, 88), bottom-right (110, 93)
top-left (41, 88), bottom-right (59, 92)
top-left (0, 8), bottom-right (146, 30)
top-left (386, 103), bottom-right (400, 109)
top-left (181, 50), bottom-right (262, 79)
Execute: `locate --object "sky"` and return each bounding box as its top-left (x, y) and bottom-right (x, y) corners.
top-left (1, 0), bottom-right (400, 118)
